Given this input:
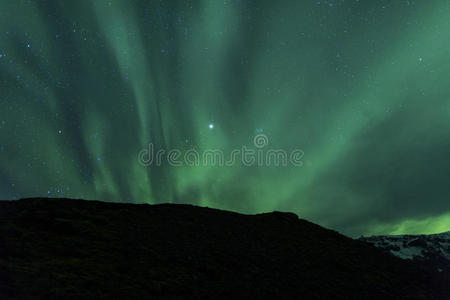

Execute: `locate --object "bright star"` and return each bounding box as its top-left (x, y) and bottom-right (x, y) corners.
top-left (208, 123), bottom-right (214, 129)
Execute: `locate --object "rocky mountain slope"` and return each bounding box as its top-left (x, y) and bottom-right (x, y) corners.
top-left (0, 198), bottom-right (448, 299)
top-left (360, 231), bottom-right (450, 275)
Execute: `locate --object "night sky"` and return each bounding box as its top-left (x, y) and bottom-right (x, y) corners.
top-left (1, 0), bottom-right (450, 236)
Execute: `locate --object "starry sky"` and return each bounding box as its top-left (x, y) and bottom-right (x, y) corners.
top-left (1, 0), bottom-right (450, 237)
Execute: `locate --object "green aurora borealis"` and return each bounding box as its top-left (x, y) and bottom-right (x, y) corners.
top-left (1, 0), bottom-right (450, 236)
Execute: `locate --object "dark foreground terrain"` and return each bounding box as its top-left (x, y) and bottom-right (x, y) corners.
top-left (0, 198), bottom-right (448, 299)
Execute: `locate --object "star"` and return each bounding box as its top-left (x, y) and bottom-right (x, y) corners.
top-left (208, 123), bottom-right (214, 129)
